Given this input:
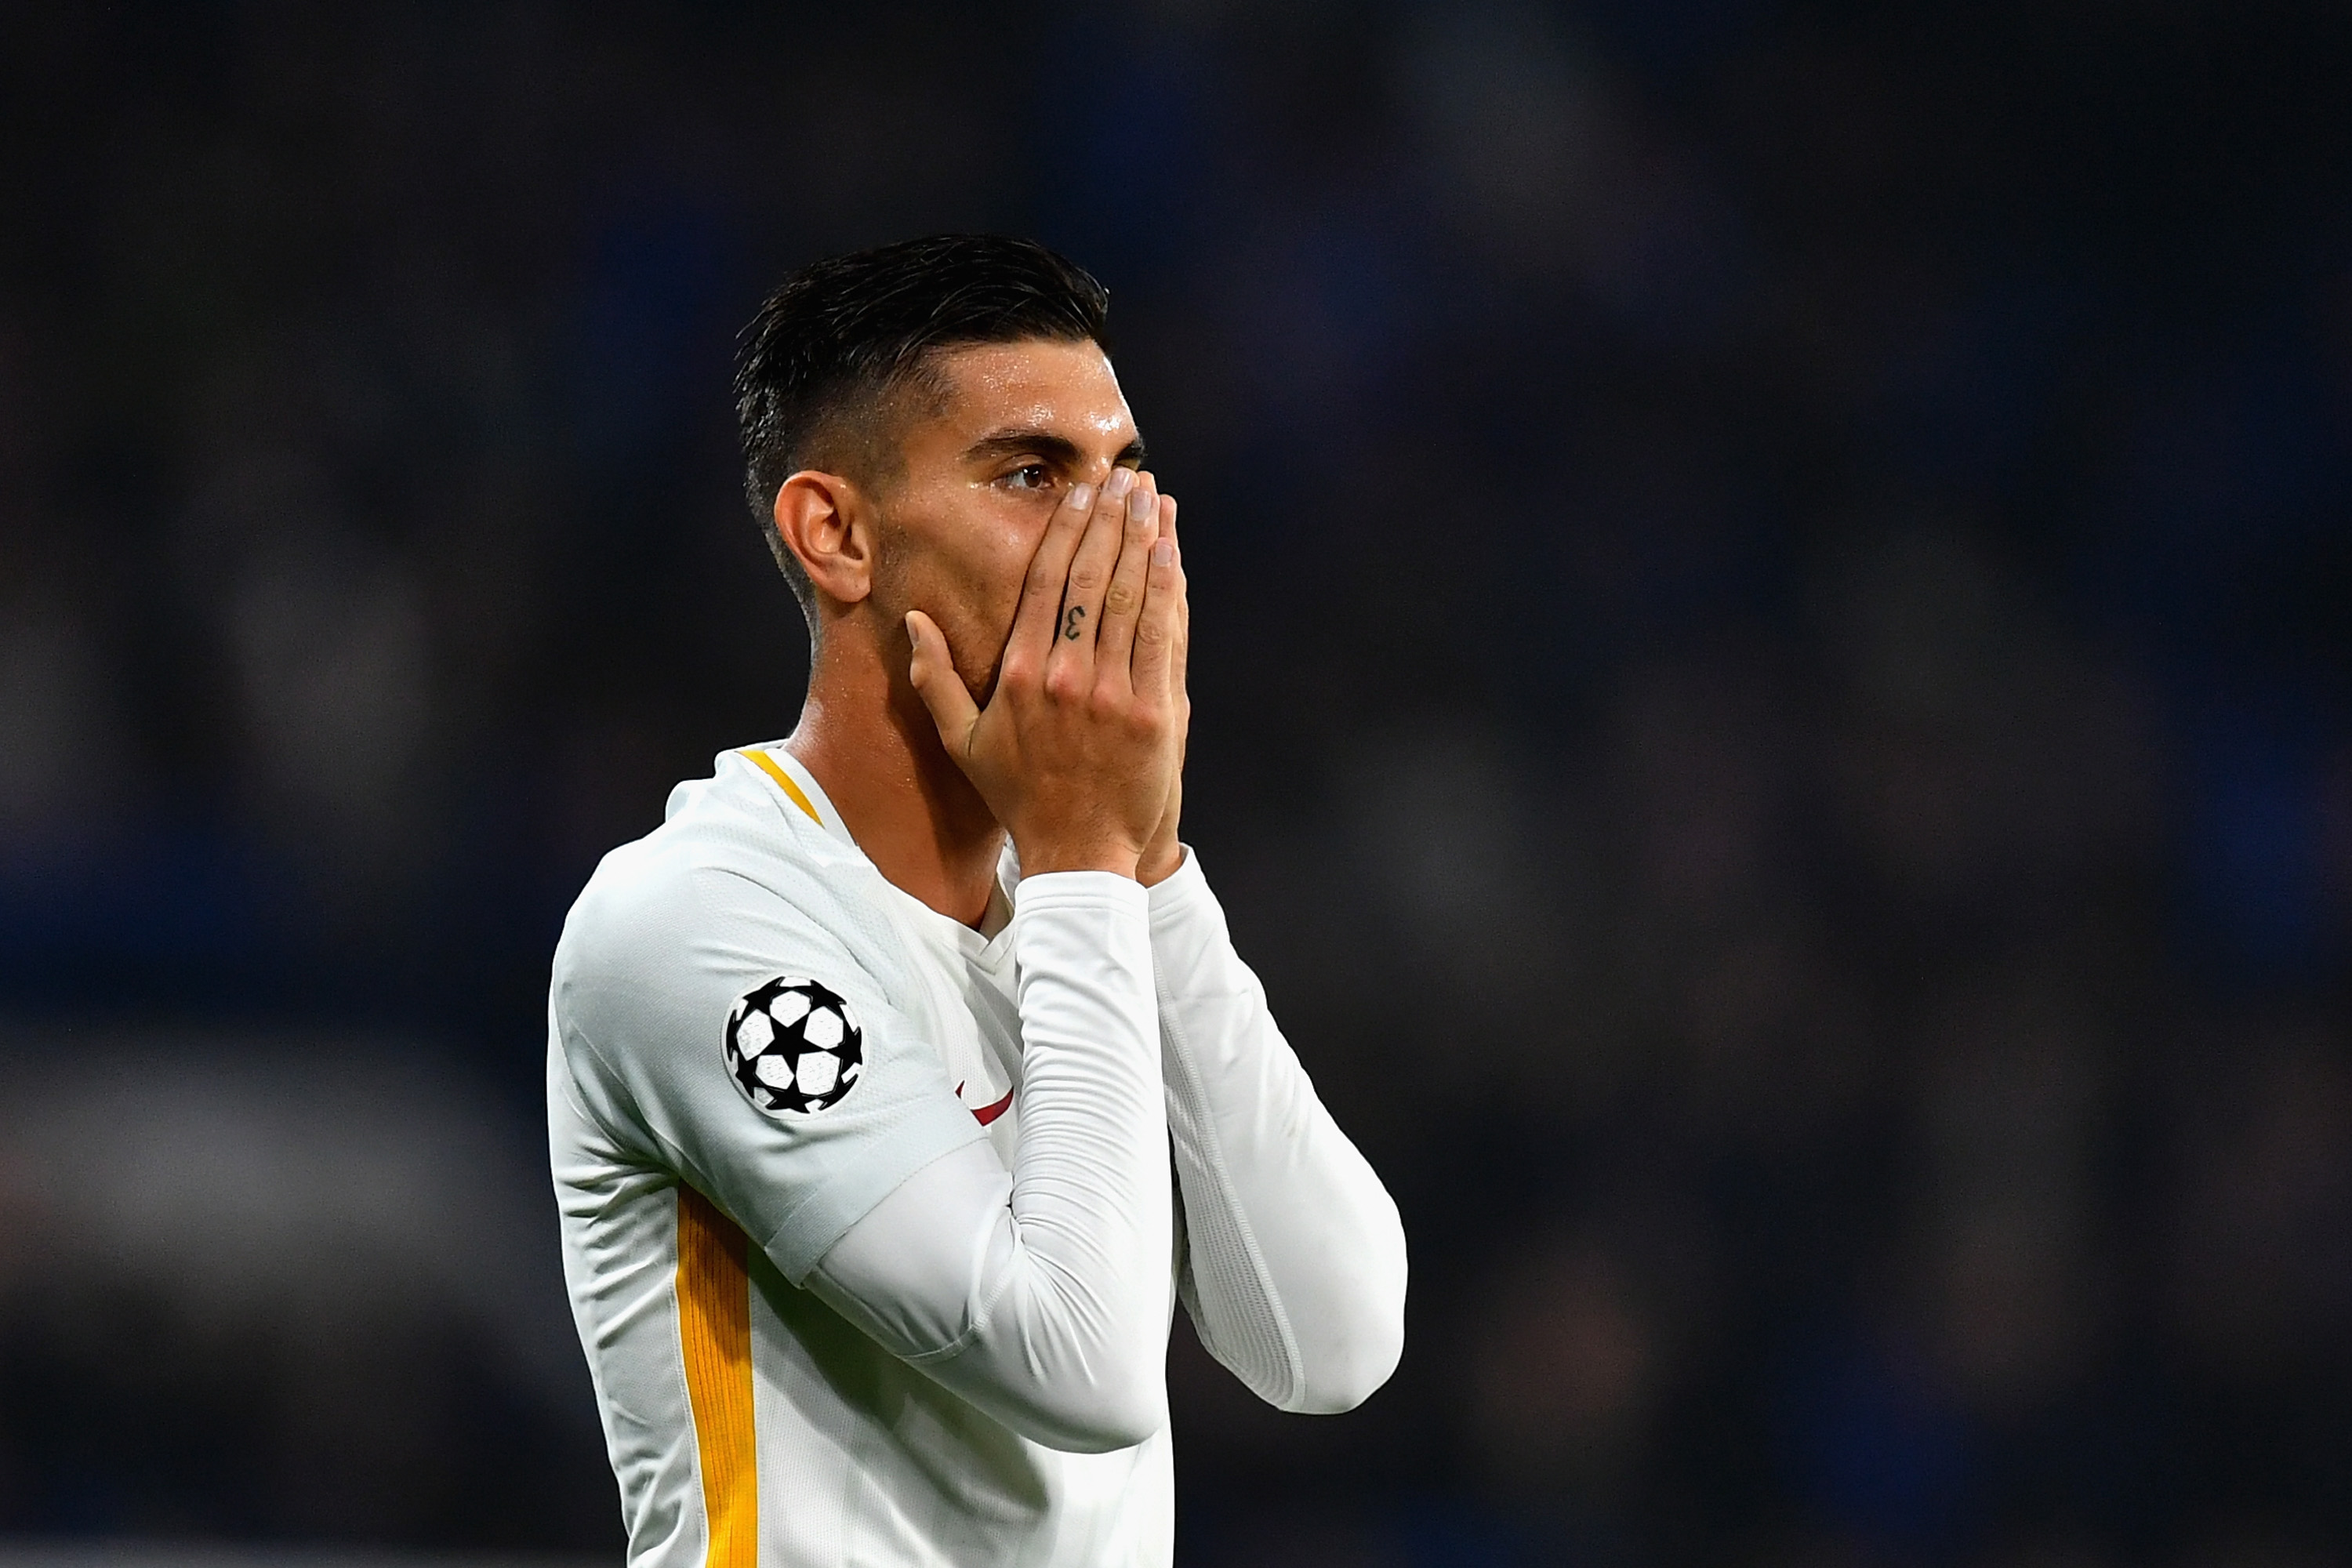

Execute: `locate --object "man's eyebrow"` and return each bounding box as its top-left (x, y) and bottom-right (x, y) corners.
top-left (961, 427), bottom-right (1151, 470)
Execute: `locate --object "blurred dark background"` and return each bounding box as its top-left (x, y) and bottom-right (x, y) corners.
top-left (3, 2), bottom-right (2350, 1564)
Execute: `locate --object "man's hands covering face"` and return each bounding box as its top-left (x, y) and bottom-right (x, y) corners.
top-left (906, 467), bottom-right (1189, 883)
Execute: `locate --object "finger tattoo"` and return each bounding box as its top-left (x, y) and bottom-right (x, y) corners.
top-left (1062, 604), bottom-right (1086, 641)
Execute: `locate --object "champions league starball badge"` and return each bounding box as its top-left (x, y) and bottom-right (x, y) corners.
top-left (724, 977), bottom-right (865, 1114)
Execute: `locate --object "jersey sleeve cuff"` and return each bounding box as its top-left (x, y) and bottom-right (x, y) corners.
top-left (1011, 869), bottom-right (1152, 919)
top-left (1144, 844), bottom-right (1215, 925)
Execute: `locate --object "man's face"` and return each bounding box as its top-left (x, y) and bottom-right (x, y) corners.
top-left (866, 338), bottom-right (1145, 697)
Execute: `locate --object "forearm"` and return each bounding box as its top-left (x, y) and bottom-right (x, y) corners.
top-left (808, 871), bottom-right (1173, 1452)
top-left (1151, 852), bottom-right (1406, 1413)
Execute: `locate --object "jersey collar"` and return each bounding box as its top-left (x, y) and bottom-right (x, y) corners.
top-left (737, 743), bottom-right (1015, 949)
top-left (736, 746), bottom-right (857, 847)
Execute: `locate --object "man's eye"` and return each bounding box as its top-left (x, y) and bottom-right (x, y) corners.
top-left (1000, 463), bottom-right (1054, 492)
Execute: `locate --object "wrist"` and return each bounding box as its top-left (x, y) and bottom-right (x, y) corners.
top-left (1014, 834), bottom-right (1143, 881)
top-left (1137, 840), bottom-right (1187, 887)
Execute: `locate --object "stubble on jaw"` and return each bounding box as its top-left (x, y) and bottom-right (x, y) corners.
top-left (866, 355), bottom-right (1046, 708)
top-left (864, 477), bottom-right (1020, 711)
top-left (891, 537), bottom-right (1018, 707)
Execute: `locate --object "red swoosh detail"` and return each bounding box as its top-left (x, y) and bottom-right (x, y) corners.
top-left (956, 1081), bottom-right (1016, 1127)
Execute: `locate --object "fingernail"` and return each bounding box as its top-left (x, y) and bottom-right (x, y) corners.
top-left (1127, 485), bottom-right (1152, 523)
top-left (1069, 481), bottom-right (1094, 511)
top-left (1152, 539), bottom-right (1174, 565)
top-left (1105, 467), bottom-right (1134, 499)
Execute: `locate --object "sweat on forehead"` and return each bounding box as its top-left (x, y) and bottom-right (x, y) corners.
top-left (833, 340), bottom-right (1138, 493)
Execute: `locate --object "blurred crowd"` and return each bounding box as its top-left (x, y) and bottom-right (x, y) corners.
top-left (2, 3), bottom-right (2347, 1564)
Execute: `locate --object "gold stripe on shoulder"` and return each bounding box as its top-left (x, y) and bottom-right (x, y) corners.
top-left (738, 749), bottom-right (822, 826)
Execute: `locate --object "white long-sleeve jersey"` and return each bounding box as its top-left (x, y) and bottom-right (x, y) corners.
top-left (547, 744), bottom-right (1406, 1568)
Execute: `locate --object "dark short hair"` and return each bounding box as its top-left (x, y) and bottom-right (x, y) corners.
top-left (732, 234), bottom-right (1112, 629)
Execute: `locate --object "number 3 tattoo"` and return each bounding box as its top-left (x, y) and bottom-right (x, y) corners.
top-left (1062, 604), bottom-right (1086, 641)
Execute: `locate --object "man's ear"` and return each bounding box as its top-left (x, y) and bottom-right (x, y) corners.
top-left (772, 470), bottom-right (875, 604)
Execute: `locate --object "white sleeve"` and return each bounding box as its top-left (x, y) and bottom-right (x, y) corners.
top-left (804, 870), bottom-right (1174, 1454)
top-left (1149, 848), bottom-right (1406, 1414)
top-left (550, 840), bottom-right (989, 1279)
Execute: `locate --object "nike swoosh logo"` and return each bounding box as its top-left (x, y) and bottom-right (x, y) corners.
top-left (956, 1081), bottom-right (1017, 1127)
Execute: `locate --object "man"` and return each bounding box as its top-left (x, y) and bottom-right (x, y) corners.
top-left (548, 234), bottom-right (1406, 1568)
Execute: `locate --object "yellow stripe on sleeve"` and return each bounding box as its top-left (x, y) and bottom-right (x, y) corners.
top-left (677, 1186), bottom-right (757, 1568)
top-left (739, 748), bottom-right (822, 826)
